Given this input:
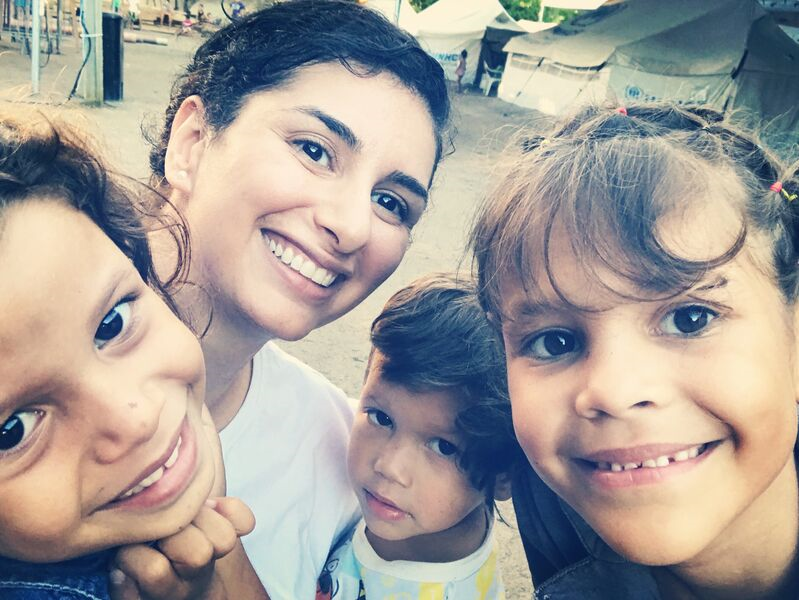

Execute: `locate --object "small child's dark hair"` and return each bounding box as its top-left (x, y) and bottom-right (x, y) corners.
top-left (0, 108), bottom-right (188, 316)
top-left (369, 273), bottom-right (520, 505)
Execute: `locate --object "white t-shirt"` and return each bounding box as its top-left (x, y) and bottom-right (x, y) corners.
top-left (317, 519), bottom-right (505, 599)
top-left (220, 342), bottom-right (360, 600)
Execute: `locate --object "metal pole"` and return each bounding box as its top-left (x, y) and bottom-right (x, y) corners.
top-left (538, 1), bottom-right (546, 22)
top-left (31, 0), bottom-right (40, 94)
top-left (394, 0), bottom-right (400, 24)
top-left (80, 0), bottom-right (103, 104)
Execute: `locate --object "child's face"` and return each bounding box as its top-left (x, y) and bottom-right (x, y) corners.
top-left (499, 205), bottom-right (799, 566)
top-left (0, 200), bottom-right (216, 562)
top-left (348, 353), bottom-right (485, 551)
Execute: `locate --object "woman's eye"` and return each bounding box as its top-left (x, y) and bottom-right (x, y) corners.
top-left (366, 409), bottom-right (393, 429)
top-left (661, 305), bottom-right (718, 336)
top-left (429, 438), bottom-right (458, 459)
top-left (371, 191), bottom-right (408, 224)
top-left (525, 329), bottom-right (580, 361)
top-left (300, 141), bottom-right (331, 168)
top-left (95, 300), bottom-right (132, 349)
top-left (0, 410), bottom-right (43, 452)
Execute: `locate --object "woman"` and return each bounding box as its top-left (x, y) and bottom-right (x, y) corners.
top-left (144, 2), bottom-right (449, 598)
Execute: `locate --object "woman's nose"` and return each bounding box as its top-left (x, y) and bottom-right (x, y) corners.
top-left (80, 377), bottom-right (166, 464)
top-left (314, 182), bottom-right (373, 254)
top-left (573, 334), bottom-right (674, 420)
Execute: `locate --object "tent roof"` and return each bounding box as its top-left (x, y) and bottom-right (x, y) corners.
top-left (504, 0), bottom-right (772, 71)
top-left (415, 0), bottom-right (511, 35)
top-left (362, 0), bottom-right (420, 33)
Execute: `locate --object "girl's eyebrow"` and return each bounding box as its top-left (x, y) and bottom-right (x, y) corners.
top-left (296, 106), bottom-right (361, 151)
top-left (694, 276), bottom-right (728, 292)
top-left (91, 263), bottom-right (135, 325)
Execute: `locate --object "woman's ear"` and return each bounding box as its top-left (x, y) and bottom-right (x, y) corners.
top-left (164, 95), bottom-right (208, 198)
top-left (494, 471), bottom-right (512, 502)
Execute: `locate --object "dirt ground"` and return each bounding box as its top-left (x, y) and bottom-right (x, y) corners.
top-left (0, 29), bottom-right (547, 598)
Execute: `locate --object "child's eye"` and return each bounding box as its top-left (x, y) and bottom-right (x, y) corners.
top-left (371, 191), bottom-right (408, 225)
top-left (94, 299), bottom-right (132, 349)
top-left (0, 410), bottom-right (43, 452)
top-left (298, 140), bottom-right (331, 168)
top-left (366, 408), bottom-right (393, 429)
top-left (525, 329), bottom-right (581, 361)
top-left (660, 305), bottom-right (718, 336)
top-left (428, 438), bottom-right (459, 459)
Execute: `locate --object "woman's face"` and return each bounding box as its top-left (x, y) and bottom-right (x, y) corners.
top-left (167, 62), bottom-right (438, 342)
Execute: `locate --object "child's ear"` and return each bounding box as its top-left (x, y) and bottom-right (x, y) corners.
top-left (163, 95), bottom-right (208, 200)
top-left (494, 472), bottom-right (512, 502)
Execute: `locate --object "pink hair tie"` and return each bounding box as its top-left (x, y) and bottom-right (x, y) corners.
top-left (772, 181), bottom-right (798, 202)
top-left (615, 107), bottom-right (628, 115)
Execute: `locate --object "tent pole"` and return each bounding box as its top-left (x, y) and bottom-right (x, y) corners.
top-left (394, 0), bottom-right (400, 24)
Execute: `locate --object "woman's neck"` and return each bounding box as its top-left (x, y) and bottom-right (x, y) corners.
top-left (654, 453), bottom-right (799, 600)
top-left (199, 311), bottom-right (271, 431)
top-left (365, 504), bottom-right (489, 564)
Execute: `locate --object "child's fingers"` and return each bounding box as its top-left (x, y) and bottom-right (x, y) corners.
top-left (207, 496), bottom-right (256, 537)
top-left (157, 520), bottom-right (218, 579)
top-left (114, 543), bottom-right (191, 600)
top-left (108, 567), bottom-right (141, 600)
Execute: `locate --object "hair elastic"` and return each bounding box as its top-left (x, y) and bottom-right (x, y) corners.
top-left (771, 181), bottom-right (798, 202)
top-left (615, 107), bottom-right (628, 115)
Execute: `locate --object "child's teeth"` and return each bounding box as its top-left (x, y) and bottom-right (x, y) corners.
top-left (139, 466), bottom-right (164, 487)
top-left (164, 438), bottom-right (181, 469)
top-left (300, 261), bottom-right (316, 278)
top-left (269, 240), bottom-right (276, 252)
top-left (274, 243), bottom-right (284, 258)
top-left (290, 255), bottom-right (303, 271)
top-left (599, 444), bottom-right (707, 472)
top-left (281, 247), bottom-right (294, 264)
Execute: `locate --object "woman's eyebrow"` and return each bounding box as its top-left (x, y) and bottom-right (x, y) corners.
top-left (296, 106), bottom-right (361, 151)
top-left (385, 170), bottom-right (428, 204)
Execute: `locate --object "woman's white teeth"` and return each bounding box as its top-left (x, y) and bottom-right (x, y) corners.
top-left (598, 444), bottom-right (707, 472)
top-left (118, 436), bottom-right (182, 500)
top-left (264, 235), bottom-right (337, 287)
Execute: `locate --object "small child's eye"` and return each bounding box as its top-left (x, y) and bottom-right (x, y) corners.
top-left (526, 329), bottom-right (580, 360)
top-left (661, 305), bottom-right (718, 336)
top-left (95, 300), bottom-right (132, 349)
top-left (366, 408), bottom-right (393, 429)
top-left (0, 410), bottom-right (43, 452)
top-left (429, 438), bottom-right (459, 458)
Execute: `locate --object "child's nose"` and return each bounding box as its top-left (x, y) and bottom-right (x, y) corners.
top-left (373, 437), bottom-right (413, 487)
top-left (573, 336), bottom-right (675, 419)
top-left (80, 377), bottom-right (166, 464)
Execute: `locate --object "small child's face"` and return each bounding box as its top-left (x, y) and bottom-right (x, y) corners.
top-left (499, 206), bottom-right (799, 566)
top-left (348, 352), bottom-right (485, 548)
top-left (0, 200), bottom-right (216, 562)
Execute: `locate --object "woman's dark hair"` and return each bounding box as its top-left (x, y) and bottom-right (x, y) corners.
top-left (369, 273), bottom-right (521, 506)
top-left (0, 108), bottom-right (188, 315)
top-left (471, 103), bottom-right (799, 321)
top-left (150, 0), bottom-right (450, 182)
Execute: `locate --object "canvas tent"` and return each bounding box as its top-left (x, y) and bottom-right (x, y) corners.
top-left (414, 0), bottom-right (522, 83)
top-left (499, 0), bottom-right (799, 140)
top-left (361, 0), bottom-right (420, 34)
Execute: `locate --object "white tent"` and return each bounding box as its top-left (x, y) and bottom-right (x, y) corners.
top-left (414, 0), bottom-right (514, 82)
top-left (499, 0), bottom-right (799, 137)
top-left (361, 0), bottom-right (420, 34)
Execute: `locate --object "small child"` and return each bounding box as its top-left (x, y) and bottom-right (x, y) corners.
top-left (316, 273), bottom-right (520, 599)
top-left (471, 103), bottom-right (799, 598)
top-left (456, 49), bottom-right (467, 94)
top-left (0, 109), bottom-right (255, 600)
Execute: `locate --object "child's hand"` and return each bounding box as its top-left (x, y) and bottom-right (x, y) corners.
top-left (109, 497), bottom-right (260, 600)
